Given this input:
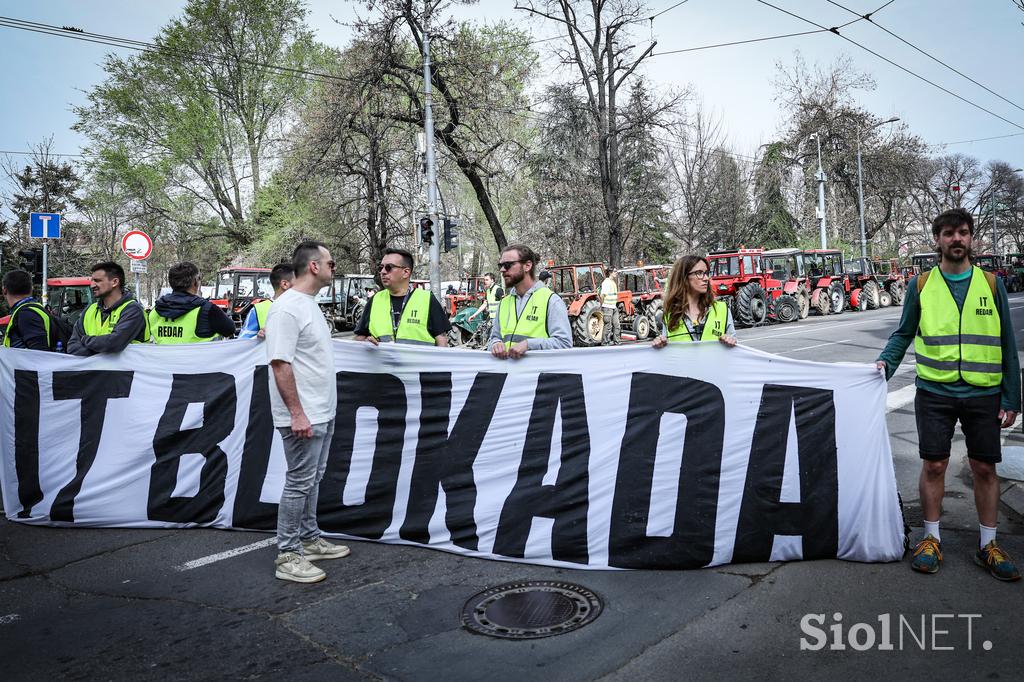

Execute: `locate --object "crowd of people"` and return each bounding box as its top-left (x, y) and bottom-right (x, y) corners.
top-left (1, 208), bottom-right (1020, 584)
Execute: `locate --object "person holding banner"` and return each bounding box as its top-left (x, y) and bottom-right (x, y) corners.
top-left (68, 261), bottom-right (150, 356)
top-left (353, 248), bottom-right (450, 346)
top-left (489, 244), bottom-right (572, 358)
top-left (877, 208), bottom-right (1021, 581)
top-left (651, 255), bottom-right (737, 348)
top-left (239, 263), bottom-right (294, 340)
top-left (149, 262), bottom-right (235, 344)
top-left (265, 241), bottom-right (349, 583)
top-left (2, 269), bottom-right (52, 350)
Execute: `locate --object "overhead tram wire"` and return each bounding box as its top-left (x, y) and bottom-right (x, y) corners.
top-left (825, 0), bottom-right (1024, 116)
top-left (752, 0), bottom-right (1024, 131)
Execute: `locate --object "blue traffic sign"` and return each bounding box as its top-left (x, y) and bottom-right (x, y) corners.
top-left (29, 212), bottom-right (61, 239)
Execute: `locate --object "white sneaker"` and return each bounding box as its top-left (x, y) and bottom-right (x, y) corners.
top-left (274, 552), bottom-right (326, 583)
top-left (302, 537), bottom-right (351, 561)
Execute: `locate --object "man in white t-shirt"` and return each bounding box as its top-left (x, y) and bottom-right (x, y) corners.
top-left (265, 240), bottom-right (350, 583)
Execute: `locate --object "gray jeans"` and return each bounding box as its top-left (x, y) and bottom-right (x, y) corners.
top-left (602, 306), bottom-right (620, 344)
top-left (276, 420), bottom-right (335, 553)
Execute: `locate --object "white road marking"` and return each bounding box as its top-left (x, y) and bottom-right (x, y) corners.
top-left (781, 339), bottom-right (851, 353)
top-left (886, 384), bottom-right (917, 412)
top-left (174, 537), bottom-right (276, 571)
top-left (743, 317), bottom-right (891, 341)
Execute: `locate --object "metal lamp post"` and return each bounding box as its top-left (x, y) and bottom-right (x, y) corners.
top-left (810, 133), bottom-right (827, 249)
top-left (856, 117), bottom-right (900, 261)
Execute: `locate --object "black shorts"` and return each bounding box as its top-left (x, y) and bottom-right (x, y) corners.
top-left (914, 389), bottom-right (1002, 463)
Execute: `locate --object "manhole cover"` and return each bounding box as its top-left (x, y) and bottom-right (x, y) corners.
top-left (461, 580), bottom-right (602, 639)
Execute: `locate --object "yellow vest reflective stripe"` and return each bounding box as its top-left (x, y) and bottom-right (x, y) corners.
top-left (367, 288), bottom-right (436, 344)
top-left (3, 302), bottom-right (50, 348)
top-left (499, 286), bottom-right (554, 350)
top-left (601, 279), bottom-right (618, 308)
top-left (914, 266), bottom-right (1002, 386)
top-left (485, 285), bottom-right (500, 317)
top-left (148, 307), bottom-right (217, 344)
top-left (665, 301), bottom-right (728, 342)
top-left (254, 300), bottom-right (273, 329)
top-left (81, 299), bottom-right (150, 343)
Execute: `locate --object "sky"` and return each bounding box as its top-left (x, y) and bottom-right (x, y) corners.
top-left (0, 0), bottom-right (1022, 170)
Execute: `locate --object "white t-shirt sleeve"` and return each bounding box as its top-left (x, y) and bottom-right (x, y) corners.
top-left (265, 309), bottom-right (302, 364)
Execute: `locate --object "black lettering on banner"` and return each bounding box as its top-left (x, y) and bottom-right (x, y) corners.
top-left (493, 373), bottom-right (591, 564)
top-left (50, 370), bottom-right (134, 522)
top-left (318, 371), bottom-right (406, 539)
top-left (148, 373), bottom-right (234, 524)
top-left (608, 373), bottom-right (724, 569)
top-left (399, 372), bottom-right (506, 549)
top-left (13, 370), bottom-right (42, 518)
top-left (732, 384), bottom-right (839, 563)
top-left (231, 365), bottom-right (278, 529)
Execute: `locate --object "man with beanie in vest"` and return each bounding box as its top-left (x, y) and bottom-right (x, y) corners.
top-left (488, 244), bottom-right (572, 359)
top-left (149, 262), bottom-right (235, 344)
top-left (877, 208), bottom-right (1021, 581)
top-left (68, 261), bottom-right (150, 355)
top-left (239, 263), bottom-right (294, 340)
top-left (353, 248), bottom-right (450, 346)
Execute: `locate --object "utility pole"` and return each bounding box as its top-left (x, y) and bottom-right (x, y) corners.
top-left (421, 4), bottom-right (442, 300)
top-left (856, 117), bottom-right (900, 261)
top-left (813, 134), bottom-right (827, 249)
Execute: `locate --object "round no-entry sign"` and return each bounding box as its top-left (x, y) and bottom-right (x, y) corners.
top-left (122, 230), bottom-right (153, 260)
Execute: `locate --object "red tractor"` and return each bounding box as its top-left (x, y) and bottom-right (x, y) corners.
top-left (801, 250), bottom-right (850, 316)
top-left (706, 248), bottom-right (801, 327)
top-left (547, 262), bottom-right (635, 346)
top-left (210, 267), bottom-right (273, 328)
top-left (617, 265), bottom-right (669, 340)
top-left (845, 257), bottom-right (897, 310)
top-left (444, 275), bottom-right (487, 317)
top-left (760, 248), bottom-right (813, 320)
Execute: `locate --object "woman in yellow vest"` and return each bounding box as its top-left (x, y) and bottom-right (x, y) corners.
top-left (149, 262), bottom-right (236, 344)
top-left (652, 254), bottom-right (737, 347)
top-left (353, 248), bottom-right (451, 346)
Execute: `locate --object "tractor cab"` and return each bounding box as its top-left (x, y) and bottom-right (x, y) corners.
top-left (547, 262), bottom-right (634, 346)
top-left (320, 274), bottom-right (378, 331)
top-left (210, 268), bottom-right (273, 328)
top-left (910, 252), bottom-right (939, 275)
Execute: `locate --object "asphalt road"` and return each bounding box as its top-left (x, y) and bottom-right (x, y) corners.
top-left (4, 297), bottom-right (1024, 681)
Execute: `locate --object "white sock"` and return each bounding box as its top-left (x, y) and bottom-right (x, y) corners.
top-left (923, 519), bottom-right (940, 541)
top-left (980, 524), bottom-right (997, 549)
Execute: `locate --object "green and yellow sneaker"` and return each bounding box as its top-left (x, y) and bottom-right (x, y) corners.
top-left (974, 541), bottom-right (1021, 582)
top-left (910, 535), bottom-right (942, 574)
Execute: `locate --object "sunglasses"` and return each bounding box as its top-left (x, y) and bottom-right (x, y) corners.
top-left (316, 260), bottom-right (335, 270)
top-left (378, 263), bottom-right (408, 273)
top-left (497, 260), bottom-right (524, 270)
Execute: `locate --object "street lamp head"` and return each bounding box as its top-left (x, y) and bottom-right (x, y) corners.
top-left (883, 116), bottom-right (901, 124)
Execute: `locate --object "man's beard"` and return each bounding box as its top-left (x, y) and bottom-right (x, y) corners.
top-left (504, 270), bottom-right (524, 288)
top-left (939, 243), bottom-right (971, 263)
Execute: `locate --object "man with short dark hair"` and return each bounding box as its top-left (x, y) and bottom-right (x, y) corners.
top-left (488, 244), bottom-right (572, 358)
top-left (877, 207), bottom-right (1021, 581)
top-left (68, 261), bottom-right (149, 355)
top-left (239, 263), bottom-right (294, 340)
top-left (467, 272), bottom-right (503, 323)
top-left (265, 240), bottom-right (349, 583)
top-left (354, 247), bottom-right (450, 346)
top-left (2, 269), bottom-right (50, 350)
top-left (149, 262), bottom-right (235, 344)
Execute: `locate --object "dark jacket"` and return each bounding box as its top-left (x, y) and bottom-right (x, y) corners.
top-left (153, 291), bottom-right (235, 339)
top-left (68, 292), bottom-right (147, 356)
top-left (5, 297), bottom-right (50, 350)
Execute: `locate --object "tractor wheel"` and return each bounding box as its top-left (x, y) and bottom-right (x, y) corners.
top-left (735, 282), bottom-right (769, 327)
top-left (797, 287), bottom-right (810, 319)
top-left (829, 281), bottom-right (846, 315)
top-left (447, 327), bottom-right (465, 346)
top-left (773, 294), bottom-right (799, 323)
top-left (350, 304), bottom-right (365, 330)
top-left (861, 280), bottom-right (880, 310)
top-left (879, 289), bottom-right (892, 307)
top-left (632, 313), bottom-right (652, 340)
top-left (888, 281), bottom-right (905, 306)
top-left (813, 288), bottom-right (831, 316)
top-left (646, 300), bottom-right (663, 332)
top-left (573, 300), bottom-right (604, 346)
top-left (851, 288), bottom-right (866, 311)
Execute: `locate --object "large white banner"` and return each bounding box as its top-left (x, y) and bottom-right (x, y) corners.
top-left (0, 341), bottom-right (904, 569)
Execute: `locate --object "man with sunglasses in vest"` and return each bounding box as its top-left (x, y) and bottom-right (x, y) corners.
top-left (68, 261), bottom-right (149, 355)
top-left (353, 248), bottom-right (450, 346)
top-left (488, 244), bottom-right (572, 358)
top-left (877, 208), bottom-right (1021, 581)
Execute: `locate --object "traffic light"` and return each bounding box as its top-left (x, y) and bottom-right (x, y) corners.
top-left (419, 216), bottom-right (434, 246)
top-left (443, 218), bottom-right (459, 252)
top-left (18, 248), bottom-right (43, 285)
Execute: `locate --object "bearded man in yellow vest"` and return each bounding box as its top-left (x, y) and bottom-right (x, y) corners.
top-left (354, 248), bottom-right (451, 346)
top-left (149, 262), bottom-right (236, 344)
top-left (877, 208), bottom-right (1021, 581)
top-left (488, 244), bottom-right (572, 359)
top-left (68, 261), bottom-right (150, 355)
top-left (240, 263), bottom-right (294, 340)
